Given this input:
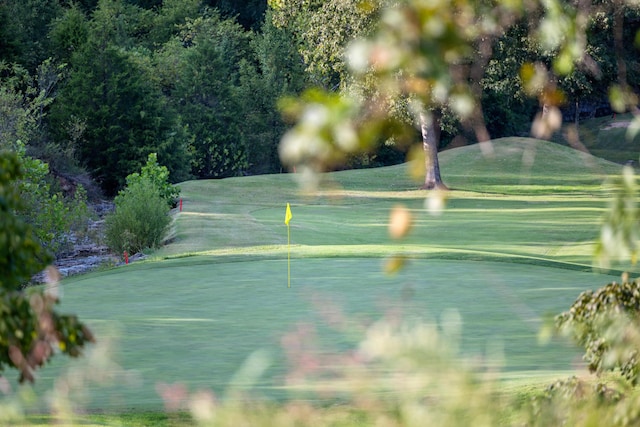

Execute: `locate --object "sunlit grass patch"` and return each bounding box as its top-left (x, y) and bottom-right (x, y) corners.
top-left (551, 113), bottom-right (640, 165)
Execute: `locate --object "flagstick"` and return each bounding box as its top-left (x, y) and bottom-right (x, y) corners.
top-left (285, 202), bottom-right (293, 288)
top-left (287, 224), bottom-right (291, 288)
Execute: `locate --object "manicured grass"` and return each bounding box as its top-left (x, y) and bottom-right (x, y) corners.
top-left (22, 257), bottom-right (616, 412)
top-left (9, 137), bottom-right (635, 416)
top-left (159, 138), bottom-right (628, 270)
top-left (551, 113), bottom-right (640, 165)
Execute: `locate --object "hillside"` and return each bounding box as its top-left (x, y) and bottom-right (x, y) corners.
top-left (155, 137), bottom-right (624, 270)
top-left (440, 137), bottom-right (620, 193)
top-left (550, 113), bottom-right (640, 165)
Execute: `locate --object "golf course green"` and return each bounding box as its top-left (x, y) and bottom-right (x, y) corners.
top-left (20, 137), bottom-right (637, 411)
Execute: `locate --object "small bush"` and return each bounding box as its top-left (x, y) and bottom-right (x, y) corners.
top-left (556, 279), bottom-right (640, 384)
top-left (105, 178), bottom-right (171, 255)
top-left (125, 153), bottom-right (180, 207)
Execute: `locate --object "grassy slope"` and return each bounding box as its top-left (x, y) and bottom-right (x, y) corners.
top-left (16, 137), bottom-right (632, 414)
top-left (551, 112), bottom-right (640, 165)
top-left (158, 137), bottom-right (626, 270)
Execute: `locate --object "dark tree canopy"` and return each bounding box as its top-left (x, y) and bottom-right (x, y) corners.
top-left (0, 0), bottom-right (63, 71)
top-left (206, 0), bottom-right (267, 29)
top-left (49, 0), bottom-right (191, 195)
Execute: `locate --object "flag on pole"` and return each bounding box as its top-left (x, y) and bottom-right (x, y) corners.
top-left (285, 203), bottom-right (292, 225)
top-left (285, 203), bottom-right (292, 288)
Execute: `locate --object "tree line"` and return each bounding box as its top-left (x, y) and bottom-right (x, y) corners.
top-left (0, 0), bottom-right (638, 197)
top-left (0, 0), bottom-right (302, 197)
top-left (273, 0), bottom-right (640, 189)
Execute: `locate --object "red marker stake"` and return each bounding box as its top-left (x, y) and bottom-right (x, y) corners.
top-left (124, 251), bottom-right (129, 265)
top-left (179, 198), bottom-right (183, 212)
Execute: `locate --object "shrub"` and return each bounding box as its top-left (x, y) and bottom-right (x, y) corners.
top-left (13, 141), bottom-right (91, 256)
top-left (555, 279), bottom-right (640, 384)
top-left (105, 177), bottom-right (171, 255)
top-left (125, 153), bottom-right (180, 207)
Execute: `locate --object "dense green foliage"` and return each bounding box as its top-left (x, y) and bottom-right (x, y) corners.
top-left (0, 152), bottom-right (51, 288)
top-left (159, 11), bottom-right (251, 179)
top-left (105, 157), bottom-right (173, 254)
top-left (15, 144), bottom-right (90, 256)
top-left (237, 12), bottom-right (309, 174)
top-left (50, 0), bottom-right (191, 195)
top-left (557, 279), bottom-right (640, 384)
top-left (0, 151), bottom-right (93, 383)
top-left (125, 153), bottom-right (180, 207)
top-left (207, 0), bottom-right (267, 29)
top-left (42, 0), bottom-right (306, 191)
top-left (0, 0), bottom-right (63, 71)
top-left (0, 62), bottom-right (90, 256)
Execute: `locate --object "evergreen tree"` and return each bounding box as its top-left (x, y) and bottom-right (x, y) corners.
top-left (51, 0), bottom-right (191, 195)
top-left (0, 0), bottom-right (63, 71)
top-left (0, 3), bottom-right (19, 63)
top-left (158, 10), bottom-right (251, 179)
top-left (146, 0), bottom-right (202, 49)
top-left (49, 3), bottom-right (90, 65)
top-left (206, 0), bottom-right (268, 29)
top-left (236, 12), bottom-right (307, 174)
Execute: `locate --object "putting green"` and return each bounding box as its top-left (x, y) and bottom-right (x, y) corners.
top-left (25, 256), bottom-right (617, 410)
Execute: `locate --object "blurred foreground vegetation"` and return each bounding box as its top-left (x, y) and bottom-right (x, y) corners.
top-left (5, 0), bottom-right (640, 425)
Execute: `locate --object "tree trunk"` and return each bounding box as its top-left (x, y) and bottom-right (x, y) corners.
top-left (420, 110), bottom-right (447, 190)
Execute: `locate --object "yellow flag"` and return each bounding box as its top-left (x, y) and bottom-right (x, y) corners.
top-left (285, 203), bottom-right (292, 225)
top-left (285, 203), bottom-right (293, 288)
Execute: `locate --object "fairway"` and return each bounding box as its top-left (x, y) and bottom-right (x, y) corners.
top-left (18, 138), bottom-right (638, 411)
